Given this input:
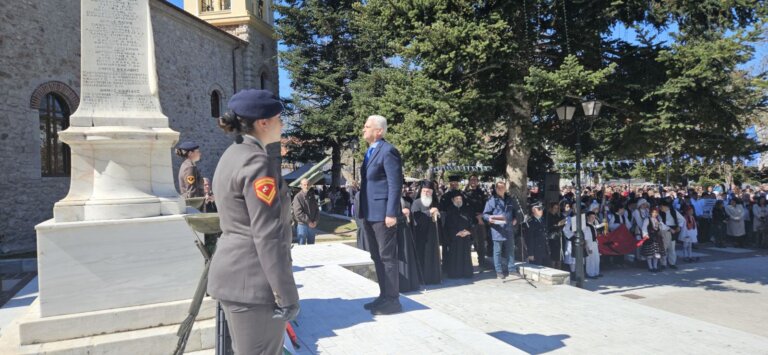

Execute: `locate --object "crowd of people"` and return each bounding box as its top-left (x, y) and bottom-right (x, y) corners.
top-left (351, 176), bottom-right (768, 286)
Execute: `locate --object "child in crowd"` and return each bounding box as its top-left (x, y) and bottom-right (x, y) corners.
top-left (681, 206), bottom-right (700, 262)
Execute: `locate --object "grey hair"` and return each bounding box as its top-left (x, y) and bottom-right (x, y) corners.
top-left (367, 115), bottom-right (388, 135)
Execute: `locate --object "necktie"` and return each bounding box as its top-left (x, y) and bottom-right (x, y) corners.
top-left (364, 146), bottom-right (374, 166)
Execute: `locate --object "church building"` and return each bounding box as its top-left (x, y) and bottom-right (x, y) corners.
top-left (0, 0), bottom-right (278, 253)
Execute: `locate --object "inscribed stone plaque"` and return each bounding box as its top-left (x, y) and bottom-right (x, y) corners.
top-left (72, 0), bottom-right (167, 127)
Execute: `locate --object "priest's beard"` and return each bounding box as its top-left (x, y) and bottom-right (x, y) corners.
top-left (453, 201), bottom-right (463, 208)
top-left (420, 196), bottom-right (433, 207)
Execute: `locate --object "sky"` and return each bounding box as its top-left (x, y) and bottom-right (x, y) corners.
top-left (167, 0), bottom-right (766, 99)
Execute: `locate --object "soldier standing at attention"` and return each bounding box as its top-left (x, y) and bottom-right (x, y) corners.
top-left (207, 89), bottom-right (299, 354)
top-left (176, 141), bottom-right (204, 198)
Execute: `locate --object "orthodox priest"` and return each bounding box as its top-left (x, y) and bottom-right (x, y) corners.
top-left (397, 197), bottom-right (422, 292)
top-left (444, 194), bottom-right (475, 279)
top-left (439, 175), bottom-right (462, 271)
top-left (464, 175), bottom-right (489, 270)
top-left (409, 181), bottom-right (443, 284)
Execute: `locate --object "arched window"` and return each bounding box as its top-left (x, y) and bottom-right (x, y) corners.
top-left (260, 72), bottom-right (267, 90)
top-left (39, 93), bottom-right (70, 177)
top-left (211, 90), bottom-right (221, 117)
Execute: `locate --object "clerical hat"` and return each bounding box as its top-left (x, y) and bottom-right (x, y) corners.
top-left (448, 175), bottom-right (460, 182)
top-left (421, 180), bottom-right (436, 191)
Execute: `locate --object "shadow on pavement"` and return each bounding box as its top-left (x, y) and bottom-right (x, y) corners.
top-left (294, 297), bottom-right (429, 354)
top-left (588, 255), bottom-right (768, 294)
top-left (489, 331), bottom-right (570, 354)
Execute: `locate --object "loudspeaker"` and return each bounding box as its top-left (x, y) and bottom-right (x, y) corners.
top-left (544, 173), bottom-right (561, 206)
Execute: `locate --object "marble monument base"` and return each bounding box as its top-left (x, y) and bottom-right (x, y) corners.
top-left (0, 298), bottom-right (215, 355)
top-left (54, 126), bottom-right (183, 223)
top-left (35, 212), bottom-right (205, 317)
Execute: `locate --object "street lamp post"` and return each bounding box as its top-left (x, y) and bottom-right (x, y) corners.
top-left (557, 98), bottom-right (602, 288)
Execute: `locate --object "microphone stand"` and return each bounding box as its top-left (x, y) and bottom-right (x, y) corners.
top-left (510, 194), bottom-right (536, 288)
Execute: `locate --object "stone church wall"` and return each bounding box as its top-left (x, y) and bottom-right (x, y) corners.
top-left (0, 0), bottom-right (253, 253)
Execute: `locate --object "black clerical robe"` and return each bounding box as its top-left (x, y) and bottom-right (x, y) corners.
top-left (411, 199), bottom-right (442, 284)
top-left (444, 204), bottom-right (475, 279)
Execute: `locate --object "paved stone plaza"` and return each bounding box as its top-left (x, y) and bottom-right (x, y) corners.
top-left (288, 243), bottom-right (768, 354)
top-left (2, 242), bottom-right (767, 354)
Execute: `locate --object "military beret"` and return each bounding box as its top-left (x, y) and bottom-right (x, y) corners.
top-left (228, 89), bottom-right (283, 120)
top-left (177, 141), bottom-right (199, 151)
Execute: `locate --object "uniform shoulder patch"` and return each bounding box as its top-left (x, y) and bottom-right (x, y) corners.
top-left (186, 176), bottom-right (196, 184)
top-left (253, 177), bottom-right (277, 206)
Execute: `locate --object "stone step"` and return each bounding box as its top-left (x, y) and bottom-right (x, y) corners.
top-left (516, 263), bottom-right (571, 285)
top-left (20, 298), bottom-right (215, 345)
top-left (184, 349), bottom-right (215, 355)
top-left (19, 318), bottom-right (215, 355)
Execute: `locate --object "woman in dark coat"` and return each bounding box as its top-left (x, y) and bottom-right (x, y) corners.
top-left (444, 194), bottom-right (475, 279)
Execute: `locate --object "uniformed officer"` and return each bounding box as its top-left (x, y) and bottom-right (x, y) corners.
top-left (176, 141), bottom-right (204, 198)
top-left (207, 89), bottom-right (299, 355)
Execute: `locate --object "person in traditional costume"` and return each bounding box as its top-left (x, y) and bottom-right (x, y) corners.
top-left (583, 211), bottom-right (603, 278)
top-left (640, 208), bottom-right (666, 272)
top-left (561, 208), bottom-right (577, 277)
top-left (659, 200), bottom-right (684, 270)
top-left (681, 206), bottom-right (699, 262)
top-left (409, 181), bottom-right (443, 284)
top-left (444, 194), bottom-right (475, 279)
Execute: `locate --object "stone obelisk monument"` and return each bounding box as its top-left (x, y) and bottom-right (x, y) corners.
top-left (55, 0), bottom-right (182, 221)
top-left (37, 0), bottom-right (203, 317)
top-left (0, 1), bottom-right (213, 353)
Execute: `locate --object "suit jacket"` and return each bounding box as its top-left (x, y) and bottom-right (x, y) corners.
top-left (207, 135), bottom-right (298, 307)
top-left (358, 139), bottom-right (403, 222)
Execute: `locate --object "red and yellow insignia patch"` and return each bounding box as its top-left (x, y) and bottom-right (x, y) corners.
top-left (186, 176), bottom-right (196, 184)
top-left (253, 177), bottom-right (277, 206)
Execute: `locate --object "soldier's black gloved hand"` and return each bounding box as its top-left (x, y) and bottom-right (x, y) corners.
top-left (272, 303), bottom-right (300, 321)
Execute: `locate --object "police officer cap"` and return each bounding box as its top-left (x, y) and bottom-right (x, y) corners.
top-left (177, 141), bottom-right (199, 151)
top-left (228, 89), bottom-right (283, 120)
top-left (530, 201), bottom-right (544, 210)
top-left (448, 175), bottom-right (460, 182)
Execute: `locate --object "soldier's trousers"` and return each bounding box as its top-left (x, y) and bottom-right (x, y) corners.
top-left (220, 301), bottom-right (284, 355)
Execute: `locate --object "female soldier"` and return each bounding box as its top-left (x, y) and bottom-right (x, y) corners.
top-left (207, 89), bottom-right (299, 354)
top-left (176, 141), bottom-right (204, 198)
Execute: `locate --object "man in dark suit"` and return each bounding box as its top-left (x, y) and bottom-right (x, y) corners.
top-left (358, 115), bottom-right (404, 315)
